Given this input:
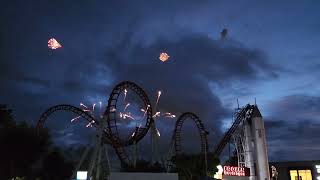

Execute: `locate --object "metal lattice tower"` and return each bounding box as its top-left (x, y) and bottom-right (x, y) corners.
top-left (70, 118), bottom-right (111, 180)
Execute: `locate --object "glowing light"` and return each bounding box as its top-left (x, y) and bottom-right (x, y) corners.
top-left (77, 171), bottom-right (88, 180)
top-left (164, 112), bottom-right (176, 118)
top-left (152, 111), bottom-right (161, 118)
top-left (156, 128), bottom-right (161, 137)
top-left (48, 38), bottom-right (62, 49)
top-left (159, 52), bottom-right (170, 62)
top-left (140, 108), bottom-right (146, 112)
top-left (92, 103), bottom-right (96, 112)
top-left (110, 107), bottom-right (116, 112)
top-left (120, 112), bottom-right (135, 120)
top-left (214, 165), bottom-right (223, 179)
top-left (124, 103), bottom-right (130, 111)
top-left (124, 89), bottom-right (128, 102)
top-left (71, 116), bottom-right (81, 122)
top-left (156, 90), bottom-right (162, 106)
top-left (223, 166), bottom-right (247, 176)
top-left (142, 105), bottom-right (150, 118)
top-left (80, 103), bottom-right (88, 109)
top-left (131, 131), bottom-right (135, 137)
top-left (86, 120), bottom-right (95, 128)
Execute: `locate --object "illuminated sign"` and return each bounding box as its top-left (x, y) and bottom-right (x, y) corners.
top-left (214, 165), bottom-right (223, 179)
top-left (77, 171), bottom-right (88, 180)
top-left (316, 165), bottom-right (320, 174)
top-left (223, 166), bottom-right (250, 176)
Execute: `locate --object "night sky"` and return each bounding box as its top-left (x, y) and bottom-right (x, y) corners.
top-left (1, 0), bottom-right (320, 162)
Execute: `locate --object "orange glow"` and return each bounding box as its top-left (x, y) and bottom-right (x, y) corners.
top-left (48, 38), bottom-right (62, 49)
top-left (159, 52), bottom-right (170, 62)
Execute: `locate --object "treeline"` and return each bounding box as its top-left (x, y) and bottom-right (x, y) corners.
top-left (0, 105), bottom-right (73, 180)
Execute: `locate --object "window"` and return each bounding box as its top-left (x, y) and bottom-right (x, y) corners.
top-left (290, 170), bottom-right (312, 180)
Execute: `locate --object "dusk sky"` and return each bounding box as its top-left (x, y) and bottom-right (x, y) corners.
top-left (1, 0), bottom-right (320, 162)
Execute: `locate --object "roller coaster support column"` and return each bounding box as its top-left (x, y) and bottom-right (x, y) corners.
top-left (204, 133), bottom-right (208, 175)
top-left (251, 106), bottom-right (270, 180)
top-left (244, 115), bottom-right (256, 180)
top-left (151, 121), bottom-right (159, 164)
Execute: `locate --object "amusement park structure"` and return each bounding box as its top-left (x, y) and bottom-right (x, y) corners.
top-left (37, 81), bottom-right (270, 180)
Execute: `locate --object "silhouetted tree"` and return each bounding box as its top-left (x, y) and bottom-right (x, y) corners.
top-left (38, 150), bottom-right (74, 180)
top-left (174, 153), bottom-right (219, 180)
top-left (0, 105), bottom-right (73, 179)
top-left (0, 104), bottom-right (16, 128)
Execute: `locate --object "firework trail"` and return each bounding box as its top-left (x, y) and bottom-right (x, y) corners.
top-left (155, 91), bottom-right (162, 108)
top-left (142, 105), bottom-right (150, 119)
top-left (123, 89), bottom-right (128, 102)
top-left (92, 103), bottom-right (96, 112)
top-left (124, 103), bottom-right (130, 112)
top-left (156, 128), bottom-right (161, 137)
top-left (164, 112), bottom-right (176, 118)
top-left (80, 103), bottom-right (88, 109)
top-left (152, 111), bottom-right (161, 118)
top-left (86, 120), bottom-right (95, 128)
top-left (120, 112), bottom-right (135, 120)
top-left (71, 116), bottom-right (81, 122)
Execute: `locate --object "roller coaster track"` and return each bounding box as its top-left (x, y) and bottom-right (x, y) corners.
top-left (213, 104), bottom-right (254, 157)
top-left (172, 112), bottom-right (209, 155)
top-left (37, 104), bottom-right (112, 143)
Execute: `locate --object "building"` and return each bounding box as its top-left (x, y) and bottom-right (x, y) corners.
top-left (269, 160), bottom-right (320, 180)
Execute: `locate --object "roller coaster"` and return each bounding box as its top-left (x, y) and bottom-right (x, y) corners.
top-left (36, 81), bottom-right (270, 180)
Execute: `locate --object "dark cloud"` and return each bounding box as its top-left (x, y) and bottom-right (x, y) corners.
top-left (103, 30), bottom-right (277, 152)
top-left (267, 94), bottom-right (320, 122)
top-left (0, 0), bottom-right (280, 162)
top-left (265, 94), bottom-right (320, 161)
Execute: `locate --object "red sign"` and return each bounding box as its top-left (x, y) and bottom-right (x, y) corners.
top-left (223, 166), bottom-right (250, 176)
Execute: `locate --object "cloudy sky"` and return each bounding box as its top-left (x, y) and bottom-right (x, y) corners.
top-left (1, 0), bottom-right (320, 162)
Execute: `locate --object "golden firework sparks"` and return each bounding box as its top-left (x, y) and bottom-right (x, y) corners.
top-left (159, 52), bottom-right (170, 62)
top-left (48, 38), bottom-right (62, 49)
